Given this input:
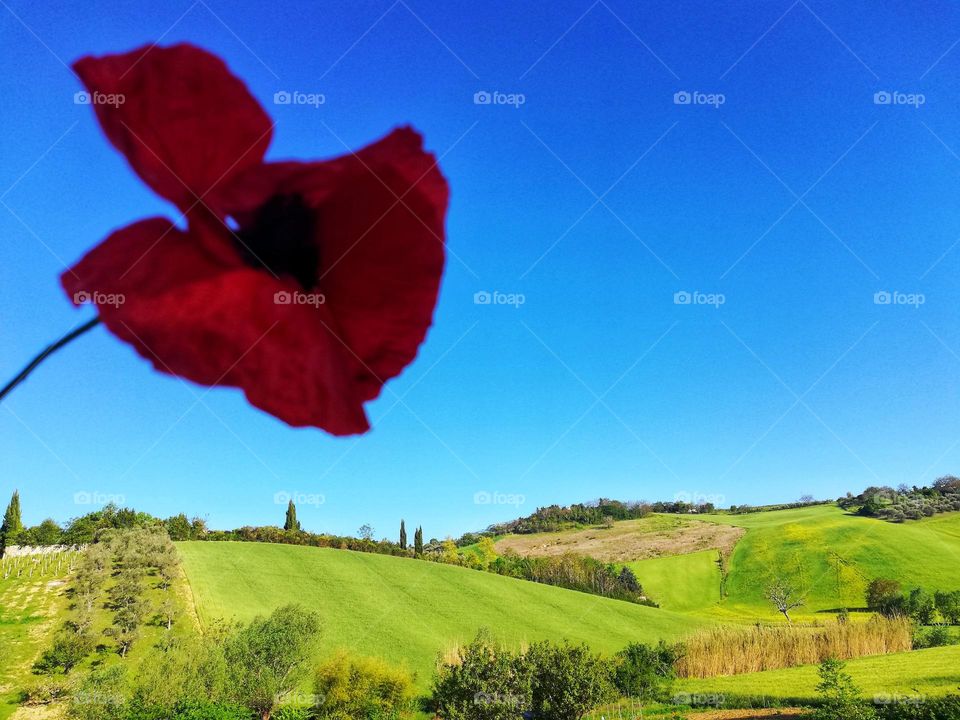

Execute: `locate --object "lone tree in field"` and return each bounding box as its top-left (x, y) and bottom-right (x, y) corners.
top-left (1, 490), bottom-right (23, 556)
top-left (414, 526), bottom-right (424, 556)
top-left (358, 523), bottom-right (374, 541)
top-left (283, 500), bottom-right (300, 532)
top-left (765, 578), bottom-right (804, 623)
top-left (399, 519), bottom-right (407, 550)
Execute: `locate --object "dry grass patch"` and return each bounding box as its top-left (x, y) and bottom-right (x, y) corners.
top-left (677, 616), bottom-right (912, 679)
top-left (493, 514), bottom-right (745, 563)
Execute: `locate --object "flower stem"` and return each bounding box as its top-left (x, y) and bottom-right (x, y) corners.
top-left (0, 317), bottom-right (101, 403)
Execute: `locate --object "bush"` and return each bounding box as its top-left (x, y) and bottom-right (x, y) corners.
top-left (526, 640), bottom-right (616, 720)
top-left (33, 630), bottom-right (93, 674)
top-left (433, 629), bottom-right (531, 720)
top-left (611, 641), bottom-right (679, 701)
top-left (314, 651), bottom-right (416, 719)
top-left (913, 624), bottom-right (954, 649)
top-left (874, 695), bottom-right (960, 719)
top-left (813, 658), bottom-right (876, 720)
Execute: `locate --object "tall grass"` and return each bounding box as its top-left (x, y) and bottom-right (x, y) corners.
top-left (677, 616), bottom-right (912, 678)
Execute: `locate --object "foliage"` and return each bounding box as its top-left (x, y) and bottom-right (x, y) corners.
top-left (1, 489), bottom-right (24, 553)
top-left (812, 657), bottom-right (877, 720)
top-left (32, 629), bottom-right (94, 674)
top-left (314, 650), bottom-right (416, 719)
top-left (283, 501), bottom-right (300, 532)
top-left (611, 641), bottom-right (680, 701)
top-left (874, 695), bottom-right (960, 720)
top-left (525, 639), bottom-right (616, 720)
top-left (840, 479), bottom-right (960, 522)
top-left (432, 629), bottom-right (531, 720)
top-left (488, 552), bottom-right (654, 605)
top-left (223, 604), bottom-right (322, 718)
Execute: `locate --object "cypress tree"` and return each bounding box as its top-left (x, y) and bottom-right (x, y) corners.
top-left (414, 526), bottom-right (423, 556)
top-left (1, 490), bottom-right (24, 556)
top-left (399, 519), bottom-right (407, 550)
top-left (283, 499), bottom-right (300, 532)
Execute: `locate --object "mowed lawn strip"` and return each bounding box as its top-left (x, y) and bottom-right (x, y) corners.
top-left (177, 541), bottom-right (708, 689)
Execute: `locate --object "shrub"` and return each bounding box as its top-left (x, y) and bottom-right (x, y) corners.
top-left (68, 665), bottom-right (127, 720)
top-left (611, 641), bottom-right (679, 701)
top-left (813, 658), bottom-right (876, 720)
top-left (224, 604), bottom-right (321, 719)
top-left (874, 695), bottom-right (960, 719)
top-left (33, 630), bottom-right (93, 674)
top-left (433, 629), bottom-right (531, 720)
top-left (526, 640), bottom-right (616, 720)
top-left (913, 624), bottom-right (954, 649)
top-left (314, 651), bottom-right (416, 719)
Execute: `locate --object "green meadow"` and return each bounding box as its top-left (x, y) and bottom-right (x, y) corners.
top-left (177, 541), bottom-right (706, 689)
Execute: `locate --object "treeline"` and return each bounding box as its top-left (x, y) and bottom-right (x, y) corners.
top-left (0, 493), bottom-right (207, 554)
top-left (478, 496), bottom-right (829, 538)
top-left (490, 552), bottom-right (653, 605)
top-left (840, 476), bottom-right (960, 522)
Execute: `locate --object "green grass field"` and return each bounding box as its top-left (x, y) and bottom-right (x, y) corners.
top-left (626, 550), bottom-right (723, 612)
top-left (0, 555), bottom-right (75, 720)
top-left (678, 644), bottom-right (960, 700)
top-left (694, 506), bottom-right (960, 616)
top-left (177, 541), bottom-right (707, 689)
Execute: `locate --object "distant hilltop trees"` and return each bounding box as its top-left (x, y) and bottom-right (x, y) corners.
top-left (840, 476), bottom-right (960, 522)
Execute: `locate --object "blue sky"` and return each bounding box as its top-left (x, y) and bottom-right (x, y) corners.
top-left (2, 0), bottom-right (960, 539)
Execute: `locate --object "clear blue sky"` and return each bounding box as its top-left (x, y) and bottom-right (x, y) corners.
top-left (2, 0), bottom-right (960, 539)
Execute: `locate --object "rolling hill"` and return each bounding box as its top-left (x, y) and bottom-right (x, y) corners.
top-left (177, 541), bottom-right (707, 689)
top-left (494, 505), bottom-right (960, 619)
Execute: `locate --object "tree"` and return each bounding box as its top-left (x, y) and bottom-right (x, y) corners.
top-left (283, 500), bottom-right (300, 532)
top-left (414, 526), bottom-right (424, 556)
top-left (1, 490), bottom-right (24, 555)
top-left (224, 604), bottom-right (321, 719)
top-left (907, 587), bottom-right (936, 625)
top-left (935, 590), bottom-right (960, 625)
top-left (526, 640), bottom-right (616, 720)
top-left (399, 519), bottom-right (407, 550)
top-left (765, 578), bottom-right (804, 623)
top-left (813, 657), bottom-right (876, 720)
top-left (865, 578), bottom-right (902, 616)
top-left (612, 641), bottom-right (679, 701)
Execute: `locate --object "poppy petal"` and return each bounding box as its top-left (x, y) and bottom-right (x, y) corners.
top-left (221, 128), bottom-right (449, 401)
top-left (73, 43), bottom-right (273, 213)
top-left (62, 219), bottom-right (370, 435)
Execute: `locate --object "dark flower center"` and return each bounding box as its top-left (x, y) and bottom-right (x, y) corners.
top-left (234, 194), bottom-right (319, 290)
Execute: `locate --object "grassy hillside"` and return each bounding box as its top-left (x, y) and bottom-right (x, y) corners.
top-left (493, 514), bottom-right (743, 562)
top-left (492, 506), bottom-right (960, 619)
top-left (678, 645), bottom-right (960, 700)
top-left (626, 550), bottom-right (722, 612)
top-left (695, 506), bottom-right (960, 616)
top-left (0, 567), bottom-right (71, 720)
top-left (178, 541), bottom-right (707, 688)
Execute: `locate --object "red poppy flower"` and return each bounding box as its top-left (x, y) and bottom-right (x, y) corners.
top-left (61, 44), bottom-right (448, 435)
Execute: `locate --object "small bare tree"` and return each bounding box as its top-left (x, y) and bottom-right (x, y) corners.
top-left (765, 578), bottom-right (804, 623)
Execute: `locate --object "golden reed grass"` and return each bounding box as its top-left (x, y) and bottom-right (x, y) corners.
top-left (676, 616), bottom-right (912, 678)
